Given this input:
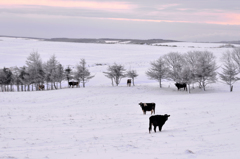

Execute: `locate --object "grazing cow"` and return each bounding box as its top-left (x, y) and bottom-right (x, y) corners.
top-left (149, 114), bottom-right (170, 133)
top-left (69, 81), bottom-right (79, 88)
top-left (175, 83), bottom-right (187, 91)
top-left (38, 85), bottom-right (45, 90)
top-left (127, 79), bottom-right (131, 87)
top-left (139, 102), bottom-right (155, 115)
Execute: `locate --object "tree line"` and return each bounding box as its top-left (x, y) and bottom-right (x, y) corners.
top-left (0, 52), bottom-right (94, 92)
top-left (146, 48), bottom-right (240, 92)
top-left (1, 48), bottom-right (240, 92)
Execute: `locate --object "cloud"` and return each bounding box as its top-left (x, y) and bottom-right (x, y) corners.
top-left (0, 0), bottom-right (135, 11)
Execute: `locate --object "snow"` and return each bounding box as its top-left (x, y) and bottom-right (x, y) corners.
top-left (0, 37), bottom-right (240, 159)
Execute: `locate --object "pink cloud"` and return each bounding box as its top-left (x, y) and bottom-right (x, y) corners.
top-left (97, 16), bottom-right (240, 25)
top-left (0, 0), bottom-right (134, 10)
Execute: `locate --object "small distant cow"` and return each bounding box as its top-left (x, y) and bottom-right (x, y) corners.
top-left (175, 83), bottom-right (187, 91)
top-left (69, 81), bottom-right (79, 88)
top-left (38, 85), bottom-right (45, 90)
top-left (127, 79), bottom-right (131, 87)
top-left (149, 114), bottom-right (170, 133)
top-left (139, 102), bottom-right (155, 115)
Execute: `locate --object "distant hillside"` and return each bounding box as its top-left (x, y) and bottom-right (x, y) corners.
top-left (44, 38), bottom-right (180, 45)
top-left (217, 41), bottom-right (240, 45)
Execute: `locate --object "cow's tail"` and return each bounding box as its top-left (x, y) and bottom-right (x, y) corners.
top-left (149, 117), bottom-right (152, 133)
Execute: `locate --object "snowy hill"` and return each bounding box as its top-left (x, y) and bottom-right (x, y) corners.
top-left (0, 37), bottom-right (240, 159)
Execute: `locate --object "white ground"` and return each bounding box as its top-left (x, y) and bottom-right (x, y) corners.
top-left (0, 37), bottom-right (240, 159)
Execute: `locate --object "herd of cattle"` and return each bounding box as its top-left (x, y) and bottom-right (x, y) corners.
top-left (38, 79), bottom-right (175, 133)
top-left (139, 102), bottom-right (170, 133)
top-left (38, 78), bottom-right (186, 93)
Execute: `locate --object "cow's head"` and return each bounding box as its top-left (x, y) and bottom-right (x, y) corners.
top-left (139, 102), bottom-right (143, 108)
top-left (164, 114), bottom-right (170, 120)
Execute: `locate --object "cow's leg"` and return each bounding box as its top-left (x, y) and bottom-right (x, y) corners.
top-left (154, 125), bottom-right (157, 132)
top-left (149, 123), bottom-right (152, 133)
top-left (159, 126), bottom-right (163, 131)
top-left (144, 111), bottom-right (146, 115)
top-left (151, 110), bottom-right (153, 115)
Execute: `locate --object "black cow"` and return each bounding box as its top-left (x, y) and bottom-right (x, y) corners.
top-left (69, 82), bottom-right (79, 88)
top-left (127, 79), bottom-right (131, 87)
top-left (149, 114), bottom-right (170, 133)
top-left (139, 102), bottom-right (155, 115)
top-left (175, 83), bottom-right (187, 91)
top-left (38, 85), bottom-right (45, 90)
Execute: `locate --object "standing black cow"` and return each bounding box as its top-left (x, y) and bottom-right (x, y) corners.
top-left (127, 79), bottom-right (131, 87)
top-left (69, 82), bottom-right (79, 88)
top-left (149, 114), bottom-right (170, 133)
top-left (175, 83), bottom-right (187, 91)
top-left (139, 102), bottom-right (155, 115)
top-left (38, 85), bottom-right (45, 90)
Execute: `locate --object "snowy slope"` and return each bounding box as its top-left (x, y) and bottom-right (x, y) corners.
top-left (0, 37), bottom-right (240, 159)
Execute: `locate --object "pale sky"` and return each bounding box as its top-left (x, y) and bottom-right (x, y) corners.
top-left (0, 0), bottom-right (240, 42)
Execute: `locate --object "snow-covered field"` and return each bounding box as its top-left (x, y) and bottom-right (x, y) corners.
top-left (1, 37), bottom-right (240, 159)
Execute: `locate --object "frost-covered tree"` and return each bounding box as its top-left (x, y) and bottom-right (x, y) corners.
top-left (12, 67), bottom-right (22, 92)
top-left (18, 66), bottom-right (29, 91)
top-left (184, 51), bottom-right (202, 89)
top-left (103, 63), bottom-right (126, 86)
top-left (104, 70), bottom-right (115, 86)
top-left (163, 52), bottom-right (185, 82)
top-left (146, 57), bottom-right (169, 88)
top-left (0, 67), bottom-right (13, 91)
top-left (195, 51), bottom-right (218, 91)
top-left (126, 69), bottom-right (138, 86)
top-left (25, 51), bottom-right (44, 90)
top-left (231, 47), bottom-right (240, 72)
top-left (219, 51), bottom-right (240, 92)
top-left (56, 64), bottom-right (64, 89)
top-left (44, 55), bottom-right (59, 90)
top-left (180, 66), bottom-right (195, 93)
top-left (0, 68), bottom-right (13, 91)
top-left (75, 59), bottom-right (94, 87)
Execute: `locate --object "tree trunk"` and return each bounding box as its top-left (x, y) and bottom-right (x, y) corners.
top-left (54, 82), bottom-right (57, 89)
top-left (159, 79), bottom-right (162, 88)
top-left (132, 78), bottom-right (135, 86)
top-left (17, 84), bottom-right (19, 92)
top-left (111, 78), bottom-right (114, 86)
top-left (83, 79), bottom-right (85, 88)
top-left (230, 85), bottom-right (233, 92)
top-left (188, 84), bottom-right (191, 94)
top-left (10, 85), bottom-right (12, 91)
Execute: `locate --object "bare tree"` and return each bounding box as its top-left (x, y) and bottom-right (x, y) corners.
top-left (75, 59), bottom-right (94, 87)
top-left (231, 47), bottom-right (240, 72)
top-left (12, 67), bottom-right (21, 92)
top-left (146, 57), bottom-right (169, 88)
top-left (219, 51), bottom-right (240, 92)
top-left (195, 51), bottom-right (218, 91)
top-left (126, 69), bottom-right (138, 86)
top-left (56, 64), bottom-right (64, 89)
top-left (103, 63), bottom-right (126, 86)
top-left (163, 52), bottom-right (185, 82)
top-left (44, 55), bottom-right (59, 90)
top-left (25, 51), bottom-right (44, 91)
top-left (180, 66), bottom-right (195, 93)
